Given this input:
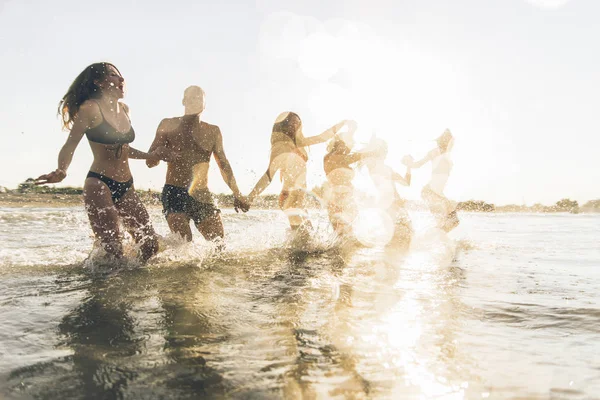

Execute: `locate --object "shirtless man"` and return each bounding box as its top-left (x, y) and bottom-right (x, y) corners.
top-left (146, 86), bottom-right (249, 243)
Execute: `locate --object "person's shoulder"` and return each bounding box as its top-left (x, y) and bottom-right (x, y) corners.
top-left (158, 117), bottom-right (182, 133)
top-left (161, 116), bottom-right (181, 125)
top-left (118, 101), bottom-right (130, 112)
top-left (77, 100), bottom-right (102, 122)
top-left (201, 121), bottom-right (221, 133)
top-left (79, 100), bottom-right (100, 114)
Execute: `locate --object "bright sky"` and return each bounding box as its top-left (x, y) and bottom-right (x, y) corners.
top-left (1, 0), bottom-right (598, 205)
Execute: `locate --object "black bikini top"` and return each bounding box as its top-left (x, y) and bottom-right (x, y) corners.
top-left (86, 102), bottom-right (135, 145)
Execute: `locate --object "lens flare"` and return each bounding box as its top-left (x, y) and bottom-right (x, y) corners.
top-left (352, 207), bottom-right (395, 247)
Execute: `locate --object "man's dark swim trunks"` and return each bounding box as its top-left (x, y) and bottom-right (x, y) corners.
top-left (161, 185), bottom-right (220, 224)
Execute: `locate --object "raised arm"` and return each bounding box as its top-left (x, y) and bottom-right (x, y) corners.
top-left (392, 168), bottom-right (412, 186)
top-left (403, 149), bottom-right (435, 169)
top-left (346, 148), bottom-right (383, 165)
top-left (34, 102), bottom-right (94, 185)
top-left (297, 120), bottom-right (347, 147)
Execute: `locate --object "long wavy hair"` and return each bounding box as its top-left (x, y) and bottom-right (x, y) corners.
top-left (58, 62), bottom-right (120, 130)
top-left (436, 129), bottom-right (454, 153)
top-left (271, 112), bottom-right (302, 145)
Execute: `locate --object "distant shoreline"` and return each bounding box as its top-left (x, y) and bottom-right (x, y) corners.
top-left (1, 192), bottom-right (599, 214)
top-left (0, 192), bottom-right (277, 210)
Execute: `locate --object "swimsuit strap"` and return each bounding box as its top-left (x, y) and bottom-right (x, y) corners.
top-left (93, 99), bottom-right (129, 123)
top-left (121, 103), bottom-right (131, 122)
top-left (92, 99), bottom-right (107, 120)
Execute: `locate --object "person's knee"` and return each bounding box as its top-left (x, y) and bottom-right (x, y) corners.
top-left (197, 215), bottom-right (224, 241)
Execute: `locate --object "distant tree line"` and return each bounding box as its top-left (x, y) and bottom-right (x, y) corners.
top-left (4, 179), bottom-right (599, 213)
top-left (462, 198), bottom-right (584, 213)
top-left (16, 178), bottom-right (83, 195)
top-left (457, 200), bottom-right (495, 212)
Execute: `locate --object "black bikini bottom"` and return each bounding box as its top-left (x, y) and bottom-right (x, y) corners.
top-left (86, 171), bottom-right (133, 203)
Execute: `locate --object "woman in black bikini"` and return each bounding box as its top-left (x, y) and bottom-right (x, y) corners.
top-left (36, 62), bottom-right (169, 262)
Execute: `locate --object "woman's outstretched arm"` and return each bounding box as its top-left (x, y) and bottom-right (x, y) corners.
top-left (34, 102), bottom-right (94, 184)
top-left (402, 149), bottom-right (435, 169)
top-left (297, 120), bottom-right (348, 147)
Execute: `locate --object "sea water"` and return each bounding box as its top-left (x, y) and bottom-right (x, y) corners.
top-left (0, 207), bottom-right (598, 399)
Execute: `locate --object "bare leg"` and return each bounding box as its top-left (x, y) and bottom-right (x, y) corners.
top-left (196, 213), bottom-right (225, 248)
top-left (328, 194), bottom-right (356, 238)
top-left (441, 211), bottom-right (460, 232)
top-left (83, 178), bottom-right (123, 259)
top-left (422, 186), bottom-right (459, 232)
top-left (115, 188), bottom-right (159, 262)
top-left (329, 212), bottom-right (351, 237)
top-left (167, 213), bottom-right (193, 242)
top-left (281, 190), bottom-right (311, 231)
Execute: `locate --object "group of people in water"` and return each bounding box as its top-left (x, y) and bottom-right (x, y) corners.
top-left (35, 62), bottom-right (459, 263)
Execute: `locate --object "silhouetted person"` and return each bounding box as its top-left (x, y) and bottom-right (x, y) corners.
top-left (147, 86), bottom-right (248, 244)
top-left (403, 129), bottom-right (459, 232)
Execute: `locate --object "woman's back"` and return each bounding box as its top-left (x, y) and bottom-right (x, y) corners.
top-left (324, 153), bottom-right (355, 186)
top-left (270, 140), bottom-right (308, 191)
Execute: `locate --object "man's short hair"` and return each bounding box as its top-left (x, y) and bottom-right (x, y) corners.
top-left (184, 85), bottom-right (205, 99)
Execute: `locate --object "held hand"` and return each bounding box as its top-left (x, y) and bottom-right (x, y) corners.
top-left (152, 146), bottom-right (179, 163)
top-left (233, 196), bottom-right (250, 213)
top-left (333, 120), bottom-right (348, 133)
top-left (344, 119), bottom-right (358, 134)
top-left (34, 169), bottom-right (66, 185)
top-left (146, 153), bottom-right (160, 167)
top-left (401, 155), bottom-right (414, 167)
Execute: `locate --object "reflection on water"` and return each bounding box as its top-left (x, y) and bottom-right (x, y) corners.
top-left (1, 209), bottom-right (600, 398)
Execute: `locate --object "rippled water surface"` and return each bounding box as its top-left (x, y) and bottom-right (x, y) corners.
top-left (0, 207), bottom-right (599, 399)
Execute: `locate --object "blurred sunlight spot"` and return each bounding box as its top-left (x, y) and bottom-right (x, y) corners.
top-left (353, 208), bottom-right (394, 247)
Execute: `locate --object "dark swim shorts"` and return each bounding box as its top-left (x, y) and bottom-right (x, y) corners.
top-left (161, 185), bottom-right (220, 224)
